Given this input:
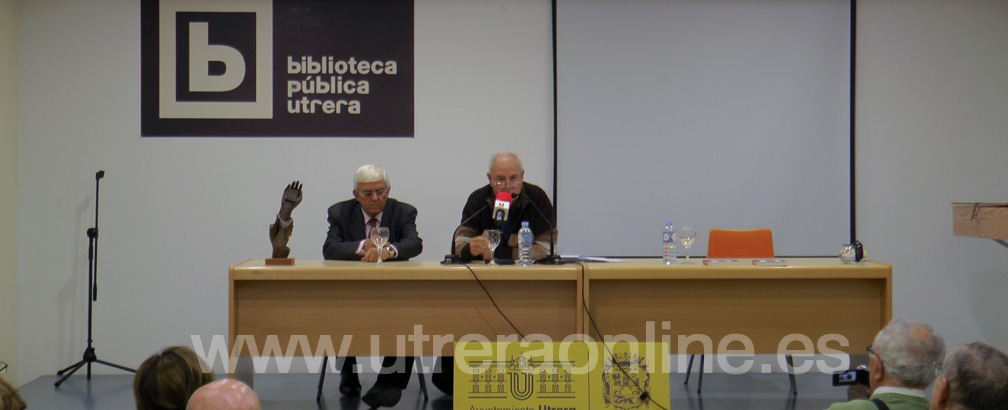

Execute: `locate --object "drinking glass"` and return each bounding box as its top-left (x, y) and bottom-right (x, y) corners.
top-left (485, 229), bottom-right (502, 266)
top-left (678, 226), bottom-right (697, 263)
top-left (370, 227), bottom-right (390, 266)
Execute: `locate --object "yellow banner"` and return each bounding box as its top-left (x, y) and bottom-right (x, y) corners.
top-left (454, 341), bottom-right (669, 410)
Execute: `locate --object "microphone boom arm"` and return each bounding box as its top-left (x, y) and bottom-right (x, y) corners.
top-left (442, 202), bottom-right (492, 265)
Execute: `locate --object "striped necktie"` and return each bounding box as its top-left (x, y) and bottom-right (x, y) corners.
top-left (366, 218), bottom-right (378, 238)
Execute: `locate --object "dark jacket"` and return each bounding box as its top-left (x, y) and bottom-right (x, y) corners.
top-left (454, 182), bottom-right (556, 260)
top-left (323, 197), bottom-right (423, 261)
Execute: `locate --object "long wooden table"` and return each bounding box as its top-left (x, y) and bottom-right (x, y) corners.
top-left (228, 258), bottom-right (890, 379)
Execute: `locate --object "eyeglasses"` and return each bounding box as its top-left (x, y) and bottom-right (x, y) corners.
top-left (491, 176), bottom-right (522, 188)
top-left (866, 345), bottom-right (882, 366)
top-left (0, 361), bottom-right (7, 375)
top-left (358, 188), bottom-right (388, 198)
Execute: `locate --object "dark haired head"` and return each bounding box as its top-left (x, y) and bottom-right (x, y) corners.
top-left (134, 346), bottom-right (215, 410)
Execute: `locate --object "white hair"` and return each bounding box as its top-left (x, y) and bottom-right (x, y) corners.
top-left (353, 164), bottom-right (389, 191)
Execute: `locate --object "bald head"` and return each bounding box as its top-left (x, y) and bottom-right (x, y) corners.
top-left (487, 152), bottom-right (525, 197)
top-left (186, 379), bottom-right (260, 410)
top-left (488, 152), bottom-right (523, 172)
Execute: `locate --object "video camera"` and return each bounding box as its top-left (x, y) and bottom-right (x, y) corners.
top-left (832, 364), bottom-right (870, 387)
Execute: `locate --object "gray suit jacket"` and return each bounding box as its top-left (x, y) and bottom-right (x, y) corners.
top-left (322, 198), bottom-right (423, 261)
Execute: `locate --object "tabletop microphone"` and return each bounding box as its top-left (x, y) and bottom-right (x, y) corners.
top-left (492, 192), bottom-right (512, 227)
top-left (442, 202), bottom-right (492, 264)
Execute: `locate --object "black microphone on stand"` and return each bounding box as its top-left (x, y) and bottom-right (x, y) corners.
top-left (55, 169), bottom-right (135, 388)
top-left (442, 202), bottom-right (492, 264)
top-left (520, 194), bottom-right (561, 264)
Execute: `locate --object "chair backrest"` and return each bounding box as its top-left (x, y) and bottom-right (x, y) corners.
top-left (707, 229), bottom-right (775, 258)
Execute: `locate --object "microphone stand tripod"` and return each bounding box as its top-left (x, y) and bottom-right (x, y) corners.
top-left (55, 170), bottom-right (135, 387)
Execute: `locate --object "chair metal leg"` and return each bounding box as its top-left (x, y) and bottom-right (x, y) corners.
top-left (684, 354), bottom-right (704, 393)
top-left (785, 354), bottom-right (797, 395)
top-left (683, 354), bottom-right (695, 385)
top-left (697, 354), bottom-right (705, 394)
top-left (316, 356), bottom-right (329, 402)
top-left (415, 358), bottom-right (429, 400)
top-left (685, 353), bottom-right (794, 396)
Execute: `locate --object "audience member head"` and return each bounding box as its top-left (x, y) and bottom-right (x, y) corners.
top-left (134, 346), bottom-right (215, 410)
top-left (487, 152), bottom-right (524, 197)
top-left (867, 318), bottom-right (945, 391)
top-left (0, 377), bottom-right (26, 410)
top-left (930, 341), bottom-right (1008, 410)
top-left (186, 379), bottom-right (260, 410)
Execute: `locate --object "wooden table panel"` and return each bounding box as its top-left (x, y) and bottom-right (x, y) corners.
top-left (583, 259), bottom-right (891, 354)
top-left (229, 260), bottom-right (582, 357)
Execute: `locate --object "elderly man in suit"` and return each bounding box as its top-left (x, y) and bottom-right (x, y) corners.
top-left (323, 164), bottom-right (423, 408)
top-left (323, 164), bottom-right (422, 262)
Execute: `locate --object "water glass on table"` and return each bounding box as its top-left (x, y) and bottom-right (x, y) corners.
top-left (369, 227), bottom-right (390, 266)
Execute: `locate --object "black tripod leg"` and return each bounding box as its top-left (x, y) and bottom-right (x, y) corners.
top-left (55, 361), bottom-right (86, 387)
top-left (57, 360), bottom-right (85, 376)
top-left (95, 359), bottom-right (136, 373)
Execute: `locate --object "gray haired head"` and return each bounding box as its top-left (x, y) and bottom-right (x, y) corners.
top-left (353, 165), bottom-right (389, 191)
top-left (871, 318), bottom-right (945, 388)
top-left (942, 341), bottom-right (1008, 409)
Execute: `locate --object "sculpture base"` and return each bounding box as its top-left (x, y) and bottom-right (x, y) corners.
top-left (265, 258), bottom-right (295, 266)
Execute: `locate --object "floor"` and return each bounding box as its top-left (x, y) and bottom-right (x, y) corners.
top-left (17, 369), bottom-right (851, 410)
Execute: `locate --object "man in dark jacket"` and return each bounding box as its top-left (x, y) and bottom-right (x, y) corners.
top-left (322, 164), bottom-right (422, 408)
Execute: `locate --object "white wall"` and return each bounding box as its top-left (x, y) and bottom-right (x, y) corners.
top-left (857, 0), bottom-right (1008, 350)
top-left (12, 0), bottom-right (1008, 384)
top-left (16, 0), bottom-right (552, 382)
top-left (1, 0), bottom-right (19, 386)
top-left (556, 0), bottom-right (852, 257)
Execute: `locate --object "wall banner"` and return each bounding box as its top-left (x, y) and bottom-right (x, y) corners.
top-left (140, 0), bottom-right (414, 137)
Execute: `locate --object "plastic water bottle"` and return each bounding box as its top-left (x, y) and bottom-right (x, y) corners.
top-left (518, 221), bottom-right (533, 267)
top-left (663, 220), bottom-right (677, 265)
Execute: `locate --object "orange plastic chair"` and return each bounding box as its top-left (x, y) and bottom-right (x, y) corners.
top-left (706, 228), bottom-right (775, 259)
top-left (685, 228), bottom-right (796, 395)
